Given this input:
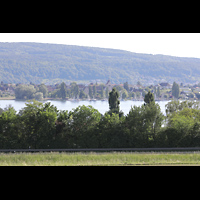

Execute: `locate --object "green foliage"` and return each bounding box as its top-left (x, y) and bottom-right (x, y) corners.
top-left (165, 100), bottom-right (200, 116)
top-left (79, 90), bottom-right (87, 99)
top-left (100, 84), bottom-right (104, 98)
top-left (89, 85), bottom-right (93, 99)
top-left (122, 89), bottom-right (128, 99)
top-left (38, 84), bottom-right (48, 98)
top-left (108, 88), bottom-right (120, 114)
top-left (18, 100), bottom-right (58, 148)
top-left (114, 85), bottom-right (123, 93)
top-left (15, 84), bottom-right (36, 100)
top-left (65, 105), bottom-right (102, 148)
top-left (164, 100), bottom-right (200, 147)
top-left (70, 82), bottom-right (79, 99)
top-left (156, 86), bottom-right (160, 98)
top-left (15, 84), bottom-right (46, 100)
top-left (1, 97), bottom-right (200, 149)
top-left (60, 82), bottom-right (67, 99)
top-left (97, 112), bottom-right (127, 148)
top-left (105, 87), bottom-right (109, 98)
top-left (144, 91), bottom-right (155, 105)
top-left (172, 81), bottom-right (180, 99)
top-left (165, 108), bottom-right (200, 147)
top-left (0, 107), bottom-right (19, 148)
top-left (93, 85), bottom-right (97, 98)
top-left (126, 101), bottom-right (164, 147)
top-left (1, 42), bottom-right (200, 85)
top-left (34, 92), bottom-right (43, 100)
top-left (129, 92), bottom-right (135, 99)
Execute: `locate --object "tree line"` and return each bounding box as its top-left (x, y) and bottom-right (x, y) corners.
top-left (14, 82), bottom-right (107, 100)
top-left (13, 81), bottom-right (181, 101)
top-left (1, 88), bottom-right (200, 149)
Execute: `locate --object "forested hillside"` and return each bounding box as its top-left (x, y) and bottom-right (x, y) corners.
top-left (0, 42), bottom-right (200, 85)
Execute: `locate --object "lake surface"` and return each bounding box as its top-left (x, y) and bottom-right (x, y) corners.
top-left (0, 100), bottom-right (170, 115)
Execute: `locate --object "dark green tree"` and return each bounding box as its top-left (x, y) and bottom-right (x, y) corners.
top-left (93, 85), bottom-right (97, 99)
top-left (172, 81), bottom-right (180, 99)
top-left (19, 100), bottom-right (58, 148)
top-left (108, 88), bottom-right (120, 115)
top-left (70, 82), bottom-right (79, 99)
top-left (66, 105), bottom-right (101, 148)
top-left (126, 102), bottom-right (164, 147)
top-left (105, 87), bottom-right (109, 98)
top-left (100, 84), bottom-right (104, 98)
top-left (60, 82), bottom-right (67, 99)
top-left (79, 90), bottom-right (87, 99)
top-left (156, 86), bottom-right (160, 98)
top-left (126, 105), bottom-right (148, 147)
top-left (144, 91), bottom-right (155, 105)
top-left (89, 85), bottom-right (93, 99)
top-left (97, 112), bottom-right (127, 148)
top-left (0, 107), bottom-right (20, 148)
top-left (38, 84), bottom-right (48, 98)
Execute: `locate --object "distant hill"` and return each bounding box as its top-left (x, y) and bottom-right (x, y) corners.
top-left (0, 42), bottom-right (200, 85)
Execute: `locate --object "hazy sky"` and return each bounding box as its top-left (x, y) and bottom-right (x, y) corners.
top-left (0, 33), bottom-right (200, 58)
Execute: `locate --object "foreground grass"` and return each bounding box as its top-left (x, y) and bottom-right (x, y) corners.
top-left (1, 152), bottom-right (200, 166)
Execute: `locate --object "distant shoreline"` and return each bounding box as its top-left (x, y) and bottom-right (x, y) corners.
top-left (0, 97), bottom-right (15, 100)
top-left (0, 97), bottom-right (198, 102)
top-left (0, 98), bottom-right (179, 102)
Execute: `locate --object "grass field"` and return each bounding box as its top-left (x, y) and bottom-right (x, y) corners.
top-left (1, 152), bottom-right (200, 166)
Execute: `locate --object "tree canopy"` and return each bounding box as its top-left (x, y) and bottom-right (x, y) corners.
top-left (144, 91), bottom-right (155, 105)
top-left (108, 87), bottom-right (120, 115)
top-left (172, 81), bottom-right (180, 99)
top-left (60, 82), bottom-right (67, 99)
top-left (0, 98), bottom-right (200, 149)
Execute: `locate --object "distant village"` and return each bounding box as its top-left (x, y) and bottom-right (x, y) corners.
top-left (1, 80), bottom-right (200, 101)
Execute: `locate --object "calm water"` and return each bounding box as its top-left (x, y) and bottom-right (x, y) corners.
top-left (0, 100), bottom-right (170, 115)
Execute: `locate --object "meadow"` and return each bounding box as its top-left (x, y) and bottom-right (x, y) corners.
top-left (1, 152), bottom-right (200, 166)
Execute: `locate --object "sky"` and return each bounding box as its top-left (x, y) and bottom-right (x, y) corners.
top-left (0, 33), bottom-right (200, 58)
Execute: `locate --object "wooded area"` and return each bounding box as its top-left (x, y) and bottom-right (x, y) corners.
top-left (3, 79), bottom-right (199, 101)
top-left (1, 90), bottom-right (200, 149)
top-left (0, 42), bottom-right (200, 85)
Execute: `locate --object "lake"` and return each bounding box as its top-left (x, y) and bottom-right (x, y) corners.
top-left (0, 100), bottom-right (170, 115)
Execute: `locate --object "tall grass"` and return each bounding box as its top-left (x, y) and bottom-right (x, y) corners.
top-left (1, 152), bottom-right (200, 166)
